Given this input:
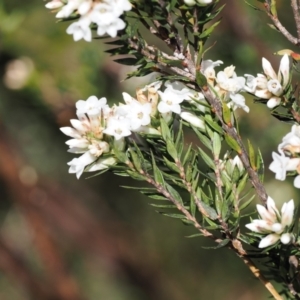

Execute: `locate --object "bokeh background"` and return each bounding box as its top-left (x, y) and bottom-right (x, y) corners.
top-left (0, 0), bottom-right (297, 299)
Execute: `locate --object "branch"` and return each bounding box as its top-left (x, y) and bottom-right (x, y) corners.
top-left (291, 0), bottom-right (300, 39)
top-left (200, 88), bottom-right (268, 205)
top-left (264, 1), bottom-right (298, 45)
top-left (241, 256), bottom-right (283, 300)
top-left (144, 172), bottom-right (222, 243)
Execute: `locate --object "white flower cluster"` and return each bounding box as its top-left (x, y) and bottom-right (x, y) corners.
top-left (45, 0), bottom-right (131, 41)
top-left (61, 80), bottom-right (208, 178)
top-left (269, 124), bottom-right (300, 188)
top-left (245, 55), bottom-right (290, 109)
top-left (246, 196), bottom-right (294, 248)
top-left (61, 58), bottom-right (253, 179)
top-left (201, 60), bottom-right (250, 113)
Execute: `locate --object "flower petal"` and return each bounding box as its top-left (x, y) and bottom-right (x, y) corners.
top-left (258, 233), bottom-right (280, 248)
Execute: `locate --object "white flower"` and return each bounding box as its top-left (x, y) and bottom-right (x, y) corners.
top-left (228, 93), bottom-right (249, 113)
top-left (103, 117), bottom-right (131, 140)
top-left (67, 151), bottom-right (97, 179)
top-left (56, 0), bottom-right (82, 18)
top-left (86, 156), bottom-right (117, 172)
top-left (269, 152), bottom-right (300, 181)
top-left (157, 81), bottom-right (191, 114)
top-left (97, 18), bottom-right (126, 38)
top-left (216, 68), bottom-right (245, 94)
top-left (76, 96), bottom-right (108, 116)
top-left (201, 59), bottom-right (223, 85)
top-left (55, 0), bottom-right (131, 40)
top-left (278, 125), bottom-right (300, 154)
top-left (89, 2), bottom-right (128, 38)
top-left (245, 55), bottom-right (290, 109)
top-left (66, 17), bottom-right (92, 42)
top-left (246, 197), bottom-right (295, 248)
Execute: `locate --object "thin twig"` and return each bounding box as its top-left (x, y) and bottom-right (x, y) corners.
top-left (264, 1), bottom-right (298, 45)
top-left (144, 172), bottom-right (221, 242)
top-left (200, 88), bottom-right (268, 206)
top-left (291, 0), bottom-right (300, 39)
top-left (241, 256), bottom-right (283, 300)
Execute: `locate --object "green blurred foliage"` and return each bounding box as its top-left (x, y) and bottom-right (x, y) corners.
top-left (0, 0), bottom-right (297, 299)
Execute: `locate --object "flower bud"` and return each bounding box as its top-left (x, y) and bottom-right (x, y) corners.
top-left (45, 0), bottom-right (63, 9)
top-left (180, 112), bottom-right (205, 130)
top-left (184, 0), bottom-right (196, 5)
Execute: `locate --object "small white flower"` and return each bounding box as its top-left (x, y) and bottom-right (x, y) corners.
top-left (278, 125), bottom-right (300, 154)
top-left (228, 93), bottom-right (249, 113)
top-left (67, 151), bottom-right (97, 179)
top-left (66, 17), bottom-right (92, 42)
top-left (246, 197), bottom-right (295, 248)
top-left (103, 117), bottom-right (131, 140)
top-left (245, 55), bottom-right (290, 109)
top-left (56, 0), bottom-right (82, 18)
top-left (269, 152), bottom-right (300, 181)
top-left (157, 81), bottom-right (192, 114)
top-left (201, 59), bottom-right (223, 85)
top-left (76, 96), bottom-right (108, 116)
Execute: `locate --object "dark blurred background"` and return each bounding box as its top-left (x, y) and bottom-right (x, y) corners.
top-left (0, 0), bottom-right (297, 299)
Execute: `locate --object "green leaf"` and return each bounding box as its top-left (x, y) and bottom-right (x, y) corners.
top-left (142, 192), bottom-right (167, 200)
top-left (196, 71), bottom-right (208, 88)
top-left (163, 156), bottom-right (180, 173)
top-left (182, 144), bottom-right (193, 166)
top-left (198, 147), bottom-right (215, 170)
top-left (127, 170), bottom-right (146, 181)
top-left (248, 140), bottom-right (256, 169)
top-left (222, 102), bottom-right (231, 125)
top-left (215, 239), bottom-right (230, 249)
top-left (256, 149), bottom-right (265, 182)
top-left (200, 201), bottom-right (218, 220)
top-left (129, 148), bottom-right (142, 172)
top-left (239, 195), bottom-right (255, 211)
top-left (190, 194), bottom-right (196, 217)
top-left (204, 115), bottom-right (223, 134)
top-left (165, 183), bottom-right (183, 205)
top-left (160, 213), bottom-right (186, 219)
top-left (114, 57), bottom-right (139, 66)
top-left (185, 233), bottom-right (203, 238)
top-left (166, 138), bottom-right (178, 161)
top-left (151, 152), bottom-right (165, 186)
top-left (193, 127), bottom-right (212, 150)
top-left (236, 174), bottom-right (248, 195)
top-left (160, 117), bottom-right (172, 140)
top-left (175, 122), bottom-right (184, 156)
top-left (212, 132), bottom-right (221, 157)
top-left (231, 165), bottom-right (240, 183)
top-left (224, 134), bottom-right (241, 154)
top-left (198, 21), bottom-right (220, 39)
top-left (113, 143), bottom-right (129, 163)
top-left (150, 203), bottom-right (177, 208)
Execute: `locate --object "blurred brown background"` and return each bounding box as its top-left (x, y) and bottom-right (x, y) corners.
top-left (0, 0), bottom-right (297, 299)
